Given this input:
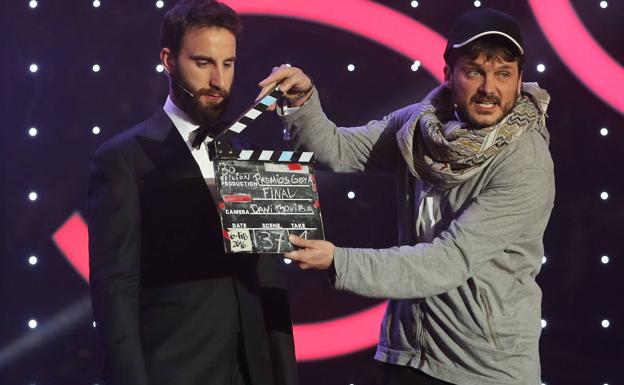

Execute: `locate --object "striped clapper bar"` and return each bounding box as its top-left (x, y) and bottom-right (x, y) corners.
top-left (209, 140), bottom-right (325, 254)
top-left (225, 86), bottom-right (283, 135)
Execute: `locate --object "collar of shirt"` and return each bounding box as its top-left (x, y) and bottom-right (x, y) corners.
top-left (163, 96), bottom-right (213, 149)
top-left (162, 95), bottom-right (217, 183)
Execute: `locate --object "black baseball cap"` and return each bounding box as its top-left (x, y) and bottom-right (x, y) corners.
top-left (443, 8), bottom-right (524, 62)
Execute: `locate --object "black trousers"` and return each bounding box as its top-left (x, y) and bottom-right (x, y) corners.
top-left (381, 362), bottom-right (455, 385)
top-left (230, 331), bottom-right (252, 385)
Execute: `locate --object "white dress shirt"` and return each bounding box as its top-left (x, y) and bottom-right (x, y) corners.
top-left (163, 96), bottom-right (219, 199)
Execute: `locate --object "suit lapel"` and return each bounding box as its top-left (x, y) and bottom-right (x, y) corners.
top-left (137, 109), bottom-right (208, 184)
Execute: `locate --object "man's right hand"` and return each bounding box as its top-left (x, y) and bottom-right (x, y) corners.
top-left (257, 64), bottom-right (314, 110)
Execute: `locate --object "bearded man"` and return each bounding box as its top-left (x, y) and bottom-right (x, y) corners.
top-left (259, 8), bottom-right (554, 385)
top-left (86, 2), bottom-right (298, 385)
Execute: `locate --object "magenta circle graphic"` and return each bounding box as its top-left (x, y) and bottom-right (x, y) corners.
top-left (53, 0), bottom-right (448, 359)
top-left (55, 0), bottom-right (624, 366)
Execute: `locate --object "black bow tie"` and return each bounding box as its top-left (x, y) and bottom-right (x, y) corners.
top-left (191, 121), bottom-right (231, 148)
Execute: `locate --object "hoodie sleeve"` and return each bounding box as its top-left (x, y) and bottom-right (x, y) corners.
top-left (331, 132), bottom-right (555, 299)
top-left (281, 87), bottom-right (413, 173)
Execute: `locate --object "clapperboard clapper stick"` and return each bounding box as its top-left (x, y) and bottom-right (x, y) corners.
top-left (207, 83), bottom-right (326, 254)
top-left (207, 82), bottom-right (283, 160)
top-left (215, 82), bottom-right (284, 139)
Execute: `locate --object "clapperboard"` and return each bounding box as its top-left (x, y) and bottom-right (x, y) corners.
top-left (208, 85), bottom-right (325, 253)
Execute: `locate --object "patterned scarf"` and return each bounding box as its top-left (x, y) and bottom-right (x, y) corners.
top-left (409, 83), bottom-right (548, 189)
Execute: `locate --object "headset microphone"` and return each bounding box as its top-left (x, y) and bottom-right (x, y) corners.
top-left (164, 69), bottom-right (195, 98)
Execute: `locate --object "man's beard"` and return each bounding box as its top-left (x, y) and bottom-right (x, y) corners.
top-left (171, 70), bottom-right (231, 126)
top-left (453, 88), bottom-right (518, 128)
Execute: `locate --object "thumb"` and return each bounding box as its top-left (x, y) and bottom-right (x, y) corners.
top-left (255, 82), bottom-right (277, 103)
top-left (288, 234), bottom-right (314, 248)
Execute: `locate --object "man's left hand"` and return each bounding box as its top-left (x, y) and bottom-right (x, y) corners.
top-left (285, 235), bottom-right (335, 270)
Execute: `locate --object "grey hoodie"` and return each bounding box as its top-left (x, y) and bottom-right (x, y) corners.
top-left (281, 83), bottom-right (555, 385)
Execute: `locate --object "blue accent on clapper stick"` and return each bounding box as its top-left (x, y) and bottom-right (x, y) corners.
top-left (279, 151), bottom-right (293, 161)
top-left (260, 95), bottom-right (277, 106)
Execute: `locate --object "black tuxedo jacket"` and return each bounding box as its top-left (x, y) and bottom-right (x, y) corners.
top-left (87, 109), bottom-right (298, 385)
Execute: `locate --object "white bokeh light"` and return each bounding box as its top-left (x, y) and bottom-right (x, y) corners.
top-left (29, 256), bottom-right (38, 265)
top-left (283, 258), bottom-right (292, 264)
top-left (92, 64), bottom-right (101, 72)
top-left (28, 319), bottom-right (38, 329)
top-left (411, 60), bottom-right (421, 71)
top-left (93, 321), bottom-right (97, 328)
top-left (600, 191), bottom-right (609, 200)
top-left (29, 0), bottom-right (38, 9)
top-left (92, 126), bottom-right (101, 135)
top-left (29, 64), bottom-right (39, 73)
top-left (347, 64), bottom-right (356, 72)
top-left (156, 0), bottom-right (164, 8)
top-left (93, 0), bottom-right (101, 7)
top-left (600, 1), bottom-right (608, 9)
top-left (536, 64), bottom-right (546, 73)
top-left (156, 64), bottom-right (164, 73)
top-left (28, 192), bottom-right (38, 201)
top-left (347, 191), bottom-right (356, 199)
top-left (28, 127), bottom-right (38, 137)
top-left (601, 319), bottom-right (610, 328)
top-left (541, 319), bottom-right (547, 328)
top-left (473, 0), bottom-right (482, 7)
top-left (410, 1), bottom-right (419, 7)
top-left (601, 255), bottom-right (610, 264)
top-left (600, 127), bottom-right (608, 136)
top-left (542, 256), bottom-right (547, 264)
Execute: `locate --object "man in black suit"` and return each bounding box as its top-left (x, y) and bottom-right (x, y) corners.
top-left (87, 1), bottom-right (298, 384)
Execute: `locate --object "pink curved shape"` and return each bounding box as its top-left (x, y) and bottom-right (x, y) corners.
top-left (293, 302), bottom-right (387, 361)
top-left (53, 211), bottom-right (89, 281)
top-left (529, 0), bottom-right (624, 114)
top-left (224, 0), bottom-right (446, 82)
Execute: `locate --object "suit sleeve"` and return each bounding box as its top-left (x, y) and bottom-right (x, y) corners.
top-left (87, 142), bottom-right (148, 385)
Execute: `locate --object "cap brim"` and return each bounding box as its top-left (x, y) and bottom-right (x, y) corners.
top-left (452, 31), bottom-right (524, 55)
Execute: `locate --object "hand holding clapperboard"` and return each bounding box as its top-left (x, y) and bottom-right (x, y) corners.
top-left (208, 83), bottom-right (325, 254)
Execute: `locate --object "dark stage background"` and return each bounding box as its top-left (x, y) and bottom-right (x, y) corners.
top-left (2, 0), bottom-right (623, 384)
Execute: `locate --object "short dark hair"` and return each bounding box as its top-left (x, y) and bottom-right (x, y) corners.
top-left (160, 0), bottom-right (242, 56)
top-left (445, 35), bottom-right (524, 72)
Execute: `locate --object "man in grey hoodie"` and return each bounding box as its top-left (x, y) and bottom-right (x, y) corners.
top-left (258, 8), bottom-right (554, 385)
